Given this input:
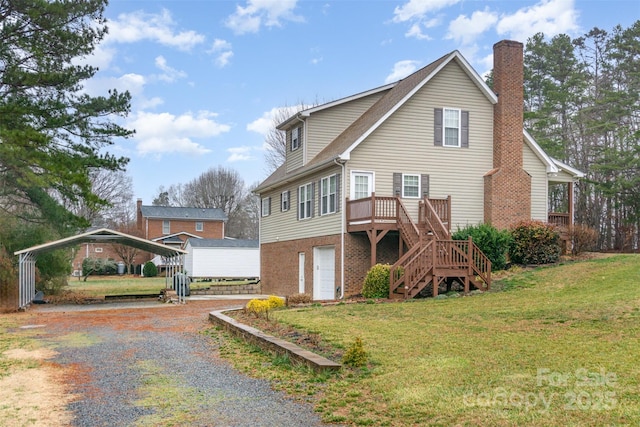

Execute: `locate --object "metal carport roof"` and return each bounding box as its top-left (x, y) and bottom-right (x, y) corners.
top-left (14, 228), bottom-right (187, 309)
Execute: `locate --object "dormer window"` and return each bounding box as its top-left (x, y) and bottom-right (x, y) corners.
top-left (291, 127), bottom-right (300, 151)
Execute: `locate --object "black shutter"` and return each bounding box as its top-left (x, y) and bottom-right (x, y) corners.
top-left (336, 173), bottom-right (341, 212)
top-left (421, 174), bottom-right (429, 198)
top-left (434, 108), bottom-right (443, 146)
top-left (268, 197), bottom-right (271, 215)
top-left (393, 173), bottom-right (402, 196)
top-left (311, 182), bottom-right (315, 218)
top-left (297, 187), bottom-right (300, 220)
top-left (461, 110), bottom-right (469, 148)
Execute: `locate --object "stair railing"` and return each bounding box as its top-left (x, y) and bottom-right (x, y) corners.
top-left (419, 197), bottom-right (450, 240)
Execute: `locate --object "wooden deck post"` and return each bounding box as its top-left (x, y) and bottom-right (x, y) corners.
top-left (568, 182), bottom-right (574, 227)
top-left (432, 235), bottom-right (438, 298)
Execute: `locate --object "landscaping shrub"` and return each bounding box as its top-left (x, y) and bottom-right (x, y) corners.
top-left (286, 293), bottom-right (312, 306)
top-left (142, 261), bottom-right (158, 277)
top-left (568, 224), bottom-right (599, 255)
top-left (362, 263), bottom-right (392, 299)
top-left (452, 223), bottom-right (512, 270)
top-left (509, 220), bottom-right (561, 265)
top-left (342, 337), bottom-right (368, 367)
top-left (0, 246), bottom-right (18, 312)
top-left (82, 257), bottom-right (118, 276)
top-left (246, 295), bottom-right (285, 319)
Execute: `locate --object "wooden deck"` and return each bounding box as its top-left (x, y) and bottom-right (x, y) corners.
top-left (346, 194), bottom-right (491, 299)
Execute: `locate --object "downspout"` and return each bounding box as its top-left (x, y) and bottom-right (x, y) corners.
top-left (334, 157), bottom-right (346, 299)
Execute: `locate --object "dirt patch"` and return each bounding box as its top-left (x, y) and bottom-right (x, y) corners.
top-left (0, 349), bottom-right (75, 427)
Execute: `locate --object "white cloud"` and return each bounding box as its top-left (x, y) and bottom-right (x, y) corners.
top-left (83, 73), bottom-right (147, 97)
top-left (154, 56), bottom-right (187, 82)
top-left (106, 9), bottom-right (205, 51)
top-left (226, 0), bottom-right (304, 35)
top-left (208, 39), bottom-right (234, 68)
top-left (446, 8), bottom-right (498, 45)
top-left (247, 105), bottom-right (303, 136)
top-left (393, 0), bottom-right (456, 39)
top-left (496, 0), bottom-right (579, 42)
top-left (128, 111), bottom-right (231, 156)
top-left (227, 146), bottom-right (255, 162)
top-left (75, 43), bottom-right (117, 70)
top-left (139, 96), bottom-right (164, 110)
top-left (385, 60), bottom-right (421, 84)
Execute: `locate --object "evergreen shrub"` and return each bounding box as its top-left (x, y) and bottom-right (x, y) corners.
top-left (362, 263), bottom-right (392, 299)
top-left (509, 220), bottom-right (561, 265)
top-left (142, 261), bottom-right (158, 277)
top-left (452, 223), bottom-right (512, 270)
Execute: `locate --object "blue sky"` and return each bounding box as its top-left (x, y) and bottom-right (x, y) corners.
top-left (88, 0), bottom-right (638, 204)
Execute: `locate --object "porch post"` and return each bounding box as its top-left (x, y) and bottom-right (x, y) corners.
top-left (568, 182), bottom-right (574, 226)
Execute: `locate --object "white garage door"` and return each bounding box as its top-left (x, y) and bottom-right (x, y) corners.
top-left (313, 246), bottom-right (335, 300)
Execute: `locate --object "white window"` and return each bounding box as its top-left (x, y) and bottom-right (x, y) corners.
top-left (321, 175), bottom-right (337, 215)
top-left (195, 222), bottom-right (203, 232)
top-left (162, 220), bottom-right (170, 234)
top-left (291, 127), bottom-right (300, 151)
top-left (298, 183), bottom-right (313, 219)
top-left (402, 174), bottom-right (420, 198)
top-left (444, 108), bottom-right (461, 147)
top-left (261, 197), bottom-right (271, 217)
top-left (281, 191), bottom-right (289, 212)
top-left (351, 172), bottom-right (373, 200)
top-left (94, 247), bottom-right (103, 253)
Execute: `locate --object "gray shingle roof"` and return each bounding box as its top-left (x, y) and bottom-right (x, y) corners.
top-left (187, 238), bottom-right (259, 248)
top-left (141, 205), bottom-right (227, 221)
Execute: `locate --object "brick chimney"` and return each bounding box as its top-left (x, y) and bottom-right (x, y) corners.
top-left (484, 40), bottom-right (531, 229)
top-left (136, 198), bottom-right (143, 232)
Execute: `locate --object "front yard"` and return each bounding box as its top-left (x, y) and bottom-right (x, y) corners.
top-left (219, 254), bottom-right (640, 426)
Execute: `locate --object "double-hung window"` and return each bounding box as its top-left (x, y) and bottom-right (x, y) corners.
top-left (402, 174), bottom-right (420, 198)
top-left (261, 197), bottom-right (271, 217)
top-left (195, 222), bottom-right (203, 232)
top-left (291, 127), bottom-right (300, 151)
top-left (281, 191), bottom-right (290, 212)
top-left (443, 108), bottom-right (461, 147)
top-left (298, 183), bottom-right (313, 219)
top-left (162, 220), bottom-right (170, 234)
top-left (320, 175), bottom-right (337, 215)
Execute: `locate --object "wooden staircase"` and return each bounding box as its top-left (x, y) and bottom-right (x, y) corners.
top-left (389, 197), bottom-right (491, 299)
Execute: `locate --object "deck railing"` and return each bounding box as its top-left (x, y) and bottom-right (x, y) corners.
top-left (419, 197), bottom-right (450, 239)
top-left (389, 239), bottom-right (433, 298)
top-left (346, 193), bottom-right (397, 224)
top-left (397, 198), bottom-right (420, 248)
top-left (548, 212), bottom-right (570, 228)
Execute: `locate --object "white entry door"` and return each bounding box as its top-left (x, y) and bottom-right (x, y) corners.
top-left (351, 171), bottom-right (373, 199)
top-left (313, 246), bottom-right (335, 300)
top-left (298, 252), bottom-right (305, 294)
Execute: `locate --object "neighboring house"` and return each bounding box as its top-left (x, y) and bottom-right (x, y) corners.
top-left (183, 238), bottom-right (259, 279)
top-left (254, 40), bottom-right (583, 301)
top-left (136, 199), bottom-right (227, 269)
top-left (137, 199), bottom-right (227, 243)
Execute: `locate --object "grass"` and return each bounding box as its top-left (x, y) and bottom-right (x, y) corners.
top-left (63, 275), bottom-right (255, 298)
top-left (218, 254), bottom-right (640, 426)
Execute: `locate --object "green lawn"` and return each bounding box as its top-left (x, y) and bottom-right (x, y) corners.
top-left (219, 254), bottom-right (640, 426)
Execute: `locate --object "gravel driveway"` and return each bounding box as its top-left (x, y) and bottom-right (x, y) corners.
top-left (28, 300), bottom-right (328, 427)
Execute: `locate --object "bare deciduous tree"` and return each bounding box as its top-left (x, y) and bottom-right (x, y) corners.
top-left (264, 104), bottom-right (308, 173)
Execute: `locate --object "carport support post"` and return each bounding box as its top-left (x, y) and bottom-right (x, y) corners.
top-left (18, 252), bottom-right (35, 309)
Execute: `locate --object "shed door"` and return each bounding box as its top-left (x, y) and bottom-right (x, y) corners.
top-left (313, 246), bottom-right (335, 300)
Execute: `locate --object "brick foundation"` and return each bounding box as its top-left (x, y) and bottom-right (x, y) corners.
top-left (261, 232), bottom-right (401, 299)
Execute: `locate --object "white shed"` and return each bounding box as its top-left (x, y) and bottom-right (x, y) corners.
top-left (184, 238), bottom-right (259, 279)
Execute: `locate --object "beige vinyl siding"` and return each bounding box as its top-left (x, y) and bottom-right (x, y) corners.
top-left (549, 169), bottom-right (576, 183)
top-left (306, 92), bottom-right (387, 161)
top-left (523, 142), bottom-right (549, 221)
top-left (286, 126), bottom-right (304, 172)
top-left (260, 165), bottom-right (343, 244)
top-left (347, 60), bottom-right (493, 229)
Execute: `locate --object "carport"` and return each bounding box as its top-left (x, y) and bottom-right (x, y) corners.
top-left (14, 228), bottom-right (188, 309)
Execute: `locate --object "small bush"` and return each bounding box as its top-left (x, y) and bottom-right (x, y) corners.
top-left (246, 295), bottom-right (285, 319)
top-left (569, 224), bottom-right (599, 255)
top-left (452, 223), bottom-right (512, 270)
top-left (286, 293), bottom-right (312, 306)
top-left (143, 261), bottom-right (158, 277)
top-left (509, 220), bottom-right (561, 265)
top-left (342, 337), bottom-right (368, 367)
top-left (362, 263), bottom-right (392, 299)
top-left (82, 257), bottom-right (118, 276)
top-left (39, 276), bottom-right (68, 296)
